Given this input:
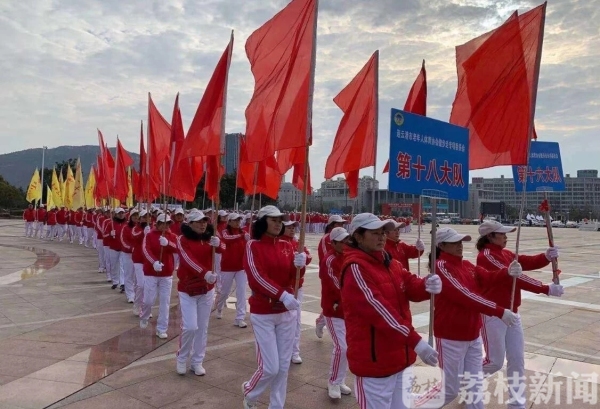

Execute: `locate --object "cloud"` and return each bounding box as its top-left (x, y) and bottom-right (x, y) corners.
top-left (0, 0), bottom-right (598, 190)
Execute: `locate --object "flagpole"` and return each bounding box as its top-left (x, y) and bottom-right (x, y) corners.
top-left (233, 134), bottom-right (242, 211)
top-left (371, 50), bottom-right (379, 214)
top-left (294, 0), bottom-right (318, 298)
top-left (511, 2), bottom-right (546, 310)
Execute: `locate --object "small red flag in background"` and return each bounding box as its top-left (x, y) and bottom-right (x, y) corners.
top-left (147, 93), bottom-right (172, 189)
top-left (237, 137), bottom-right (281, 200)
top-left (383, 60), bottom-right (427, 173)
top-left (450, 2), bottom-right (546, 170)
top-left (325, 51), bottom-right (378, 198)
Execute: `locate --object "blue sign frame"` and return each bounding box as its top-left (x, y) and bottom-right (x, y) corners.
top-left (388, 109), bottom-right (469, 201)
top-left (512, 141), bottom-right (565, 192)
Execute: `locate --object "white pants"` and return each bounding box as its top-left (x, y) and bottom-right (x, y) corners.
top-left (325, 316), bottom-right (348, 385)
top-left (216, 270), bottom-right (247, 321)
top-left (177, 290), bottom-right (215, 365)
top-left (87, 228), bottom-right (96, 248)
top-left (293, 287), bottom-right (304, 357)
top-left (133, 263), bottom-right (145, 312)
top-left (243, 311), bottom-right (297, 409)
top-left (59, 224), bottom-right (68, 240)
top-left (437, 337), bottom-right (484, 409)
top-left (482, 315), bottom-right (526, 408)
top-left (103, 246), bottom-right (112, 280)
top-left (356, 368), bottom-right (412, 409)
top-left (68, 225), bottom-right (77, 242)
top-left (34, 222), bottom-right (44, 238)
top-left (120, 252), bottom-right (135, 301)
top-left (107, 249), bottom-right (120, 284)
top-left (97, 242), bottom-right (105, 271)
top-left (78, 226), bottom-right (85, 244)
top-left (214, 253), bottom-right (222, 294)
top-left (141, 276), bottom-right (173, 333)
top-left (25, 222), bottom-right (34, 237)
top-left (47, 225), bottom-right (58, 239)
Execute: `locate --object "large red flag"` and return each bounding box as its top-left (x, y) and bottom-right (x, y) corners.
top-left (179, 33), bottom-right (234, 160)
top-left (383, 60), bottom-right (427, 173)
top-left (450, 2), bottom-right (546, 170)
top-left (237, 137), bottom-right (281, 200)
top-left (277, 146), bottom-right (311, 195)
top-left (244, 0), bottom-right (317, 163)
top-left (113, 138), bottom-right (130, 202)
top-left (325, 51), bottom-right (378, 198)
top-left (147, 93), bottom-right (172, 189)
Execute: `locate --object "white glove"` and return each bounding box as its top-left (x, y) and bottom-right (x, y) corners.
top-left (144, 226), bottom-right (151, 235)
top-left (415, 239), bottom-right (425, 252)
top-left (425, 275), bottom-right (442, 295)
top-left (204, 271), bottom-right (217, 284)
top-left (159, 236), bottom-right (168, 247)
top-left (548, 284), bottom-right (564, 297)
top-left (508, 260), bottom-right (523, 278)
top-left (152, 261), bottom-right (163, 272)
top-left (545, 247), bottom-right (559, 261)
top-left (244, 233), bottom-right (251, 241)
top-left (110, 230), bottom-right (116, 238)
top-left (293, 252), bottom-right (307, 268)
top-left (501, 309), bottom-right (519, 326)
top-left (209, 236), bottom-right (220, 247)
top-left (414, 339), bottom-right (439, 366)
top-left (279, 291), bottom-right (300, 310)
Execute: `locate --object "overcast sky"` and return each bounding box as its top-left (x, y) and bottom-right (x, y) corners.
top-left (1, 0), bottom-right (598, 188)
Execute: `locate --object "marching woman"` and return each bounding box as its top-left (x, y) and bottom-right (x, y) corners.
top-left (120, 209), bottom-right (138, 303)
top-left (130, 210), bottom-right (149, 316)
top-left (341, 213), bottom-right (441, 409)
top-left (384, 220), bottom-right (425, 272)
top-left (242, 205), bottom-right (306, 409)
top-left (215, 212), bottom-right (250, 327)
top-left (280, 220), bottom-right (312, 364)
top-left (319, 227), bottom-right (351, 399)
top-left (475, 220), bottom-right (563, 409)
top-left (424, 227), bottom-right (520, 409)
top-left (175, 210), bottom-right (224, 376)
top-left (140, 213), bottom-right (178, 338)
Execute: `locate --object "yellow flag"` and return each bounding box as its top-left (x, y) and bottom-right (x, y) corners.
top-left (72, 159), bottom-right (84, 209)
top-left (46, 184), bottom-right (54, 209)
top-left (85, 166), bottom-right (96, 209)
top-left (26, 168), bottom-right (42, 203)
top-left (59, 170), bottom-right (66, 204)
top-left (112, 198), bottom-right (121, 208)
top-left (126, 168), bottom-right (134, 208)
top-left (51, 168), bottom-right (63, 208)
top-left (64, 165), bottom-right (75, 210)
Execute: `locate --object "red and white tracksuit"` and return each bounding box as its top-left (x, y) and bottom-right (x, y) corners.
top-left (46, 210), bottom-right (58, 239)
top-left (130, 223), bottom-right (147, 314)
top-left (384, 238), bottom-right (423, 272)
top-left (242, 235), bottom-right (301, 409)
top-left (35, 208), bottom-right (46, 237)
top-left (104, 218), bottom-right (125, 285)
top-left (341, 247), bottom-right (430, 409)
top-left (216, 226), bottom-right (249, 322)
top-left (120, 222), bottom-right (135, 301)
top-left (23, 208), bottom-right (35, 237)
top-left (95, 214), bottom-right (106, 272)
top-left (56, 209), bottom-right (69, 240)
top-left (315, 232), bottom-right (333, 331)
top-left (477, 244), bottom-right (551, 409)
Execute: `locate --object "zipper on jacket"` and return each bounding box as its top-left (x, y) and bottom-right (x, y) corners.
top-left (370, 325), bottom-right (377, 362)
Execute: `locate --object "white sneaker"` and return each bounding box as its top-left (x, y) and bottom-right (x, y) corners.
top-left (139, 319), bottom-right (149, 329)
top-left (132, 306), bottom-right (140, 316)
top-left (315, 322), bottom-right (324, 339)
top-left (156, 331), bottom-right (168, 339)
top-left (328, 383), bottom-right (341, 399)
top-left (176, 361), bottom-right (187, 375)
top-left (190, 363), bottom-right (206, 376)
top-left (242, 382), bottom-right (257, 409)
top-left (127, 299), bottom-right (134, 304)
top-left (216, 310), bottom-right (222, 319)
top-left (339, 383), bottom-right (352, 395)
top-left (236, 320), bottom-right (247, 328)
top-left (291, 355), bottom-right (302, 364)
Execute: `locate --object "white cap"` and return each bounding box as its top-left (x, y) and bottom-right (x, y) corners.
top-left (330, 227), bottom-right (350, 242)
top-left (218, 210), bottom-right (228, 217)
top-left (187, 211), bottom-right (208, 223)
top-left (478, 220), bottom-right (516, 236)
top-left (227, 212), bottom-right (243, 221)
top-left (129, 208), bottom-right (139, 215)
top-left (114, 207), bottom-right (125, 214)
top-left (139, 210), bottom-right (148, 217)
top-left (391, 220), bottom-right (406, 229)
top-left (328, 215), bottom-right (347, 225)
top-left (174, 208), bottom-right (185, 215)
top-left (257, 205), bottom-right (284, 219)
top-left (283, 220), bottom-right (298, 227)
top-left (436, 227), bottom-right (471, 244)
top-left (156, 213), bottom-right (172, 223)
top-left (349, 213), bottom-right (395, 235)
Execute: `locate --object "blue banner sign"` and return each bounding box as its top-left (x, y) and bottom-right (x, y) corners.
top-left (512, 141), bottom-right (565, 192)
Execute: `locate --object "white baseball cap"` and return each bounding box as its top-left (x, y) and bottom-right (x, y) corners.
top-left (349, 213), bottom-right (395, 235)
top-left (330, 227), bottom-right (350, 242)
top-left (139, 210), bottom-right (148, 217)
top-left (218, 210), bottom-right (228, 217)
top-left (391, 220), bottom-right (406, 229)
top-left (129, 208), bottom-right (139, 215)
top-left (478, 220), bottom-right (516, 236)
top-left (283, 220), bottom-right (298, 227)
top-left (114, 207), bottom-right (125, 214)
top-left (174, 208), bottom-right (185, 215)
top-left (187, 211), bottom-right (208, 223)
top-left (227, 212), bottom-right (243, 221)
top-left (257, 205), bottom-right (284, 219)
top-left (328, 215), bottom-right (347, 225)
top-left (436, 227), bottom-right (471, 244)
top-left (156, 214), bottom-right (172, 223)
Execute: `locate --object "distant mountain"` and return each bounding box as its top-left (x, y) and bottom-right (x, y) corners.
top-left (0, 146), bottom-right (140, 189)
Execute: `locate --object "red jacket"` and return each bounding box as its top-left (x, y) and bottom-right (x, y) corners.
top-left (23, 209), bottom-right (35, 222)
top-left (384, 239), bottom-right (422, 272)
top-left (108, 219), bottom-right (126, 251)
top-left (317, 233), bottom-right (333, 262)
top-left (220, 227), bottom-right (247, 272)
top-left (340, 246), bottom-right (429, 378)
top-left (131, 224), bottom-right (146, 264)
top-left (95, 215), bottom-right (106, 240)
top-left (84, 212), bottom-right (94, 227)
top-left (434, 252), bottom-right (507, 341)
top-left (119, 222), bottom-right (134, 254)
top-left (142, 229), bottom-right (177, 277)
top-left (176, 224), bottom-right (224, 295)
top-left (170, 221), bottom-right (182, 236)
top-left (280, 235), bottom-right (312, 288)
top-left (36, 208), bottom-right (46, 223)
top-left (319, 249), bottom-right (344, 319)
top-left (243, 235), bottom-right (299, 315)
top-left (46, 210), bottom-right (57, 225)
top-left (68, 210), bottom-right (78, 225)
top-left (73, 211), bottom-right (84, 225)
top-left (476, 243), bottom-right (550, 312)
top-left (57, 209), bottom-right (68, 224)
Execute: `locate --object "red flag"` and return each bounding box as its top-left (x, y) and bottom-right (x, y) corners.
top-left (325, 51), bottom-right (378, 198)
top-left (237, 137), bottom-right (281, 200)
top-left (147, 93), bottom-right (172, 189)
top-left (97, 130), bottom-right (115, 197)
top-left (179, 33), bottom-right (234, 160)
top-left (244, 0), bottom-right (317, 163)
top-left (113, 138), bottom-right (130, 202)
top-left (277, 146), bottom-right (311, 195)
top-left (204, 156), bottom-right (225, 202)
top-left (383, 60), bottom-right (427, 173)
top-left (450, 3), bottom-right (546, 170)
top-left (137, 122), bottom-right (146, 201)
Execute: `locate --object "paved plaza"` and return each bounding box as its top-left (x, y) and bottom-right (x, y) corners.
top-left (0, 219), bottom-right (599, 408)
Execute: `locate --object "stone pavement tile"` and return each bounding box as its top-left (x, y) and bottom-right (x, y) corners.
top-left (287, 358), bottom-right (332, 384)
top-left (160, 387), bottom-right (247, 409)
top-left (138, 337), bottom-right (180, 360)
top-left (0, 378), bottom-right (82, 409)
top-left (100, 359), bottom-right (175, 389)
top-left (188, 357), bottom-right (256, 387)
top-left (524, 324), bottom-right (577, 344)
top-left (118, 372), bottom-right (213, 407)
top-left (0, 338), bottom-right (88, 360)
top-left (284, 383), bottom-right (359, 409)
top-left (51, 390), bottom-right (154, 409)
top-left (25, 359), bottom-right (122, 386)
top-left (217, 374), bottom-right (305, 406)
top-left (47, 382), bottom-right (115, 409)
top-left (0, 353), bottom-right (60, 377)
top-left (0, 374), bottom-right (19, 386)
